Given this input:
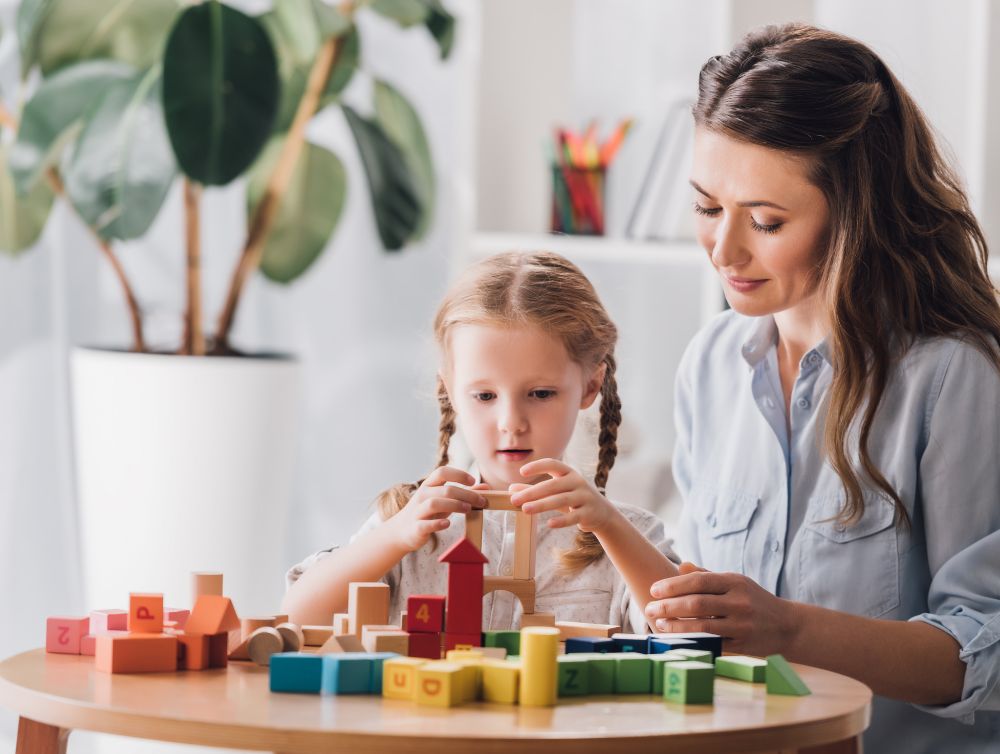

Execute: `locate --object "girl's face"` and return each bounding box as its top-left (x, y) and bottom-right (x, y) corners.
top-left (691, 128), bottom-right (831, 317)
top-left (443, 323), bottom-right (603, 490)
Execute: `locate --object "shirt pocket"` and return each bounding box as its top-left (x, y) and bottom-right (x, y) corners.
top-left (693, 486), bottom-right (760, 574)
top-left (534, 588), bottom-right (613, 623)
top-left (798, 491), bottom-right (900, 618)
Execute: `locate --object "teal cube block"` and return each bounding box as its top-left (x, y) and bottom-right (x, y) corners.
top-left (484, 630), bottom-right (520, 657)
top-left (321, 655), bottom-right (373, 694)
top-left (650, 651), bottom-right (689, 695)
top-left (615, 653), bottom-right (652, 693)
top-left (366, 652), bottom-right (400, 693)
top-left (270, 652), bottom-right (323, 694)
top-left (557, 655), bottom-right (590, 696)
top-left (715, 655), bottom-right (766, 683)
top-left (663, 661), bottom-right (715, 705)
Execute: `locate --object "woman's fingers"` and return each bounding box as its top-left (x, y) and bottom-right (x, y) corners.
top-left (650, 571), bottom-right (731, 599)
top-left (644, 594), bottom-right (731, 622)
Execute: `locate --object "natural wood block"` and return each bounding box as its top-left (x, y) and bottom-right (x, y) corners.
top-left (663, 660), bottom-right (715, 704)
top-left (362, 626), bottom-right (409, 654)
top-left (347, 583), bottom-right (390, 636)
top-left (228, 637), bottom-right (251, 661)
top-left (465, 508), bottom-right (484, 551)
top-left (248, 627), bottom-right (284, 666)
top-left (615, 653), bottom-right (653, 693)
top-left (275, 623), bottom-right (305, 652)
top-left (518, 611), bottom-right (554, 628)
top-left (270, 652), bottom-right (323, 694)
top-left (333, 613), bottom-right (350, 635)
top-left (481, 658), bottom-right (519, 703)
top-left (128, 594), bottom-right (164, 634)
top-left (556, 655), bottom-right (589, 696)
top-left (191, 572), bottom-right (223, 601)
top-left (45, 617), bottom-right (90, 655)
top-left (318, 634), bottom-right (366, 654)
top-left (398, 611), bottom-right (407, 629)
top-left (302, 625), bottom-right (333, 646)
top-left (480, 490), bottom-right (518, 510)
top-left (766, 654), bottom-right (811, 696)
top-left (95, 634), bottom-right (178, 673)
top-left (177, 632), bottom-right (210, 670)
top-left (406, 631), bottom-right (441, 659)
top-left (273, 614), bottom-right (289, 625)
top-left (186, 595), bottom-right (239, 636)
top-left (241, 617), bottom-right (277, 641)
top-left (440, 539), bottom-right (487, 635)
top-left (555, 621), bottom-right (620, 640)
top-left (513, 510), bottom-right (536, 579)
top-left (415, 661), bottom-right (464, 707)
top-left (484, 576), bottom-right (536, 615)
top-left (479, 646), bottom-right (507, 660)
top-left (382, 656), bottom-right (427, 700)
top-left (89, 609), bottom-right (127, 634)
top-left (716, 655), bottom-right (767, 683)
top-left (406, 594), bottom-right (445, 633)
top-left (519, 627), bottom-right (559, 706)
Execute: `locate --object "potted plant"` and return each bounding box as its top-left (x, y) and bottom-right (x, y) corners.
top-left (0, 0), bottom-right (454, 614)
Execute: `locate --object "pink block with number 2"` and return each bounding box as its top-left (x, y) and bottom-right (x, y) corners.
top-left (46, 616), bottom-right (91, 654)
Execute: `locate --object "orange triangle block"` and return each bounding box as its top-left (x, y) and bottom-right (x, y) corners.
top-left (185, 595), bottom-right (240, 636)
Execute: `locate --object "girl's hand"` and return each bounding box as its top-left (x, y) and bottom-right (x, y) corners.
top-left (387, 467), bottom-right (487, 552)
top-left (509, 458), bottom-right (617, 534)
top-left (644, 565), bottom-right (798, 656)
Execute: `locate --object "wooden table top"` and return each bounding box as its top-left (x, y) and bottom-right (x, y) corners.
top-left (0, 649), bottom-right (871, 754)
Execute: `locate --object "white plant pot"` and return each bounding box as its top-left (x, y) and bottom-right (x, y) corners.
top-left (71, 347), bottom-right (300, 617)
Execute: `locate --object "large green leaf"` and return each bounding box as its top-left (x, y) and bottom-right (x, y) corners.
top-left (420, 0), bottom-right (455, 60)
top-left (247, 138), bottom-right (346, 283)
top-left (343, 105), bottom-right (421, 251)
top-left (370, 0), bottom-right (428, 26)
top-left (374, 80), bottom-right (434, 241)
top-left (32, 0), bottom-right (180, 77)
top-left (370, 0), bottom-right (454, 59)
top-left (64, 66), bottom-right (176, 240)
top-left (162, 1), bottom-right (279, 186)
top-left (15, 0), bottom-right (54, 78)
top-left (9, 60), bottom-right (135, 195)
top-left (0, 144), bottom-right (55, 254)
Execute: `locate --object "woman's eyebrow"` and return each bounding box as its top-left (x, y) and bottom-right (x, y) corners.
top-left (689, 179), bottom-right (789, 211)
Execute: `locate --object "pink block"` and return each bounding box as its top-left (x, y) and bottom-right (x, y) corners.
top-left (46, 616), bottom-right (90, 655)
top-left (81, 635), bottom-right (96, 656)
top-left (89, 609), bottom-right (128, 634)
top-left (165, 607), bottom-right (190, 630)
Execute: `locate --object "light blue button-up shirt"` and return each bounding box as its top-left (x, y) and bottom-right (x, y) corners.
top-left (673, 310), bottom-right (1000, 753)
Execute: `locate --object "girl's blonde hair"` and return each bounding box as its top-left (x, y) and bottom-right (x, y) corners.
top-left (375, 251), bottom-right (622, 573)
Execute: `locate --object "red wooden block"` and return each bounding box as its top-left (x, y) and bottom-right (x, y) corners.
top-left (185, 595), bottom-right (239, 635)
top-left (208, 632), bottom-right (228, 668)
top-left (95, 634), bottom-right (177, 673)
top-left (46, 617), bottom-right (90, 655)
top-left (89, 609), bottom-right (128, 633)
top-left (128, 593), bottom-right (164, 634)
top-left (177, 632), bottom-right (210, 670)
top-left (444, 632), bottom-right (482, 652)
top-left (439, 538), bottom-right (487, 635)
top-left (165, 607), bottom-right (190, 630)
top-left (407, 631), bottom-right (442, 660)
top-left (406, 595), bottom-right (446, 633)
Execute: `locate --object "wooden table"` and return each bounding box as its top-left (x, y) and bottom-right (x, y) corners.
top-left (0, 649), bottom-right (870, 754)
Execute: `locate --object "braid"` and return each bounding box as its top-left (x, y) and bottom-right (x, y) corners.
top-left (435, 375), bottom-right (455, 468)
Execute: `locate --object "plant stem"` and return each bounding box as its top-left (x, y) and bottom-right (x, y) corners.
top-left (182, 180), bottom-right (204, 355)
top-left (211, 34), bottom-right (342, 353)
top-left (0, 101), bottom-right (146, 352)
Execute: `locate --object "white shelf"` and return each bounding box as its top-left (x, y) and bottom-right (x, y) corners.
top-left (472, 231), bottom-right (706, 267)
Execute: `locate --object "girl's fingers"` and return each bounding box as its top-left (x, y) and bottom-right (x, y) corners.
top-left (417, 519), bottom-right (450, 536)
top-left (510, 475), bottom-right (576, 505)
top-left (519, 457), bottom-right (572, 479)
top-left (678, 561), bottom-right (708, 575)
top-left (439, 484), bottom-right (487, 508)
top-left (546, 510), bottom-right (580, 529)
top-left (425, 497), bottom-right (472, 516)
top-left (519, 494), bottom-right (576, 516)
top-left (423, 466), bottom-right (476, 489)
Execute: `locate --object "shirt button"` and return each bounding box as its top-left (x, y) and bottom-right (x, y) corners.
top-left (709, 515), bottom-right (718, 528)
top-left (797, 397), bottom-right (810, 410)
top-left (809, 352), bottom-right (822, 365)
top-left (763, 397), bottom-right (775, 410)
top-left (770, 540), bottom-right (780, 552)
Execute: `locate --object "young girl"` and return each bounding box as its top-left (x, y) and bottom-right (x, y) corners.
top-left (282, 251), bottom-right (679, 632)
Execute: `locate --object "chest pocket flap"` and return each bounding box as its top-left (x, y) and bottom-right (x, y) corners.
top-left (703, 490), bottom-right (760, 537)
top-left (805, 491), bottom-right (896, 543)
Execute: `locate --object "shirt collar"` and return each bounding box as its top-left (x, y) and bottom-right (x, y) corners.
top-left (740, 315), bottom-right (833, 371)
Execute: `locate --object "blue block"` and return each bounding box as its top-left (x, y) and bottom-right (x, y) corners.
top-left (611, 633), bottom-right (650, 654)
top-left (270, 652), bottom-right (324, 694)
top-left (565, 637), bottom-right (617, 654)
top-left (321, 655), bottom-right (374, 694)
top-left (651, 632), bottom-right (723, 659)
top-left (649, 637), bottom-right (698, 654)
top-left (366, 652), bottom-right (400, 694)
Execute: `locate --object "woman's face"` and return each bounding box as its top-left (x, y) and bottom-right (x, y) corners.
top-left (691, 128), bottom-right (831, 318)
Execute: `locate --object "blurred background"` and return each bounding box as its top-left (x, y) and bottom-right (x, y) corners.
top-left (1, 0), bottom-right (999, 751)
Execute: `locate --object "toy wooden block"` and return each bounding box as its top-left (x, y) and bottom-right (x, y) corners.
top-left (89, 609), bottom-right (128, 633)
top-left (513, 510), bottom-right (537, 580)
top-left (650, 651), bottom-right (691, 694)
top-left (95, 634), bottom-right (178, 673)
top-left (444, 632), bottom-right (481, 652)
top-left (46, 617), bottom-right (90, 654)
top-left (270, 652), bottom-right (323, 694)
top-left (556, 655), bottom-right (589, 697)
top-left (318, 633), bottom-right (366, 654)
top-left (382, 656), bottom-right (427, 700)
top-left (128, 593), bottom-right (164, 634)
top-left (321, 654), bottom-right (374, 694)
top-left (443, 653), bottom-right (482, 702)
top-left (274, 614), bottom-right (290, 624)
top-left (176, 632), bottom-right (210, 670)
top-left (663, 661), bottom-right (715, 705)
top-left (481, 658), bottom-right (519, 703)
top-left (406, 631), bottom-right (441, 659)
top-left (611, 633), bottom-right (649, 654)
top-left (362, 627), bottom-right (409, 655)
top-left (565, 652), bottom-right (616, 694)
top-left (366, 652), bottom-right (401, 694)
top-left (484, 577), bottom-right (536, 614)
top-left (465, 508), bottom-right (484, 551)
top-left (766, 654), bottom-right (811, 696)
top-left (716, 655), bottom-right (767, 683)
top-left (302, 625), bottom-right (333, 646)
top-left (248, 627), bottom-right (284, 666)
top-left (519, 611), bottom-right (554, 629)
top-left (484, 630), bottom-right (520, 656)
top-left (615, 653), bottom-right (653, 693)
top-left (565, 636), bottom-right (616, 654)
top-left (519, 627), bottom-right (559, 707)
top-left (555, 621), bottom-right (620, 641)
top-left (649, 636), bottom-right (698, 653)
top-left (406, 594), bottom-right (446, 633)
top-left (208, 632), bottom-right (228, 668)
top-left (192, 572), bottom-right (224, 601)
top-left (398, 610), bottom-right (407, 628)
top-left (651, 632), bottom-right (723, 659)
top-left (241, 617), bottom-right (277, 641)
top-left (228, 637), bottom-right (251, 661)
top-left (333, 613), bottom-right (350, 635)
top-left (479, 646), bottom-right (507, 659)
top-left (347, 582), bottom-right (390, 636)
top-left (440, 538), bottom-right (488, 635)
top-left (165, 608), bottom-right (189, 630)
top-left (415, 661), bottom-right (465, 707)
top-left (670, 648), bottom-right (714, 664)
top-left (185, 595), bottom-right (239, 636)
top-left (480, 490), bottom-right (519, 510)
top-left (275, 622), bottom-right (305, 652)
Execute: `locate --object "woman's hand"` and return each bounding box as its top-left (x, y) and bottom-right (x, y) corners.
top-left (386, 467), bottom-right (487, 552)
top-left (509, 458), bottom-right (617, 534)
top-left (644, 563), bottom-right (799, 656)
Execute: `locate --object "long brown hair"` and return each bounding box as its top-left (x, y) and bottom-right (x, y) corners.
top-left (375, 251), bottom-right (621, 571)
top-left (694, 23), bottom-right (1000, 526)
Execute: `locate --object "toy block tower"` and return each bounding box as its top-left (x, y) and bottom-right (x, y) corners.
top-left (439, 537), bottom-right (487, 650)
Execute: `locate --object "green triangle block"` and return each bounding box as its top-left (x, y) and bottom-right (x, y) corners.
top-left (766, 654), bottom-right (811, 696)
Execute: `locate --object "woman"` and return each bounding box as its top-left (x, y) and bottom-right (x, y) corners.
top-left (645, 23), bottom-right (1000, 752)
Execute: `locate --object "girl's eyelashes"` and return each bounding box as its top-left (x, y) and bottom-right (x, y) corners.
top-left (469, 389), bottom-right (557, 401)
top-left (530, 389), bottom-right (557, 400)
top-left (472, 391), bottom-right (496, 402)
top-left (692, 201), bottom-right (784, 235)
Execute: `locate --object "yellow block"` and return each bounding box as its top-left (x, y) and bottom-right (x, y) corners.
top-left (382, 657), bottom-right (427, 701)
top-left (519, 626), bottom-right (559, 706)
top-left (482, 659), bottom-right (519, 704)
top-left (416, 661), bottom-right (464, 707)
top-left (445, 650), bottom-right (484, 701)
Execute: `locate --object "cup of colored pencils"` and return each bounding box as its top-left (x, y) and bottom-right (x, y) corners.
top-left (550, 119), bottom-right (632, 236)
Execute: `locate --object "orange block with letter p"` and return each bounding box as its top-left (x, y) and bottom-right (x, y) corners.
top-left (128, 593), bottom-right (164, 634)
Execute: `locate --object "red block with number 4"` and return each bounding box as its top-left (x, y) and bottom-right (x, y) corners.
top-left (406, 595), bottom-right (445, 633)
